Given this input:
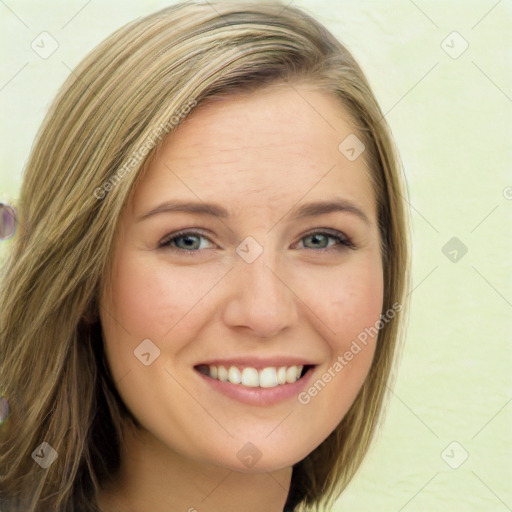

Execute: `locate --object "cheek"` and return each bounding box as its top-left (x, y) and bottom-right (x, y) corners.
top-left (332, 268), bottom-right (383, 345)
top-left (99, 254), bottom-right (217, 430)
top-left (304, 254), bottom-right (384, 349)
top-left (100, 251), bottom-right (231, 388)
top-left (104, 253), bottom-right (209, 343)
top-left (293, 257), bottom-right (383, 438)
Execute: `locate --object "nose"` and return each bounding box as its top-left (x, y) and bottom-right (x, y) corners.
top-left (221, 245), bottom-right (299, 338)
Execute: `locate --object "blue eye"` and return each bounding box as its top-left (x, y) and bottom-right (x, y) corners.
top-left (158, 229), bottom-right (354, 256)
top-left (158, 231), bottom-right (213, 255)
top-left (300, 231), bottom-right (354, 251)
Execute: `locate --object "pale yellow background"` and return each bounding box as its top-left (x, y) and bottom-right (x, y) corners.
top-left (1, 1), bottom-right (511, 510)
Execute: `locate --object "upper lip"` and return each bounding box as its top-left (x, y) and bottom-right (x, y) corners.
top-left (195, 357), bottom-right (317, 370)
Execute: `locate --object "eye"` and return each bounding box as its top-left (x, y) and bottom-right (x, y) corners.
top-left (158, 230), bottom-right (214, 256)
top-left (297, 230), bottom-right (354, 253)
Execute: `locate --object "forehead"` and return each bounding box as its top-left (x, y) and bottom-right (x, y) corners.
top-left (130, 85), bottom-right (376, 221)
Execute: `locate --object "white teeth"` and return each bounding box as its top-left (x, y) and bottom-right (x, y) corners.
top-left (286, 366), bottom-right (298, 383)
top-left (241, 367), bottom-right (259, 387)
top-left (259, 367), bottom-right (278, 388)
top-left (203, 364), bottom-right (307, 388)
top-left (218, 365), bottom-right (228, 382)
top-left (228, 366), bottom-right (241, 384)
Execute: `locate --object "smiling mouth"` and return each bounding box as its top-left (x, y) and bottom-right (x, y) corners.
top-left (194, 364), bottom-right (314, 389)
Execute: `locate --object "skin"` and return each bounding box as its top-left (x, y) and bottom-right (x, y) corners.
top-left (97, 83), bottom-right (384, 512)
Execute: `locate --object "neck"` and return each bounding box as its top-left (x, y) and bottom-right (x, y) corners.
top-left (97, 424), bottom-right (292, 512)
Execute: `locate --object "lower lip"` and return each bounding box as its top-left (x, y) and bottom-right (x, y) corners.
top-left (196, 367), bottom-right (315, 406)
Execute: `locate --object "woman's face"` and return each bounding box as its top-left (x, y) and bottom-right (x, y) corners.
top-left (100, 84), bottom-right (384, 473)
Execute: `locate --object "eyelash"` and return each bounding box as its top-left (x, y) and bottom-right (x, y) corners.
top-left (158, 229), bottom-right (355, 256)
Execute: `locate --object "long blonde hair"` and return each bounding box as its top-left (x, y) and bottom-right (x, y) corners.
top-left (0, 1), bottom-right (410, 510)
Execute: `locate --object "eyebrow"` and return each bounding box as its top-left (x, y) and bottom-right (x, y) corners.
top-left (136, 198), bottom-right (371, 225)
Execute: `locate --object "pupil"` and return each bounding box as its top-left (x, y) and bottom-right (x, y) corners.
top-left (310, 234), bottom-right (325, 247)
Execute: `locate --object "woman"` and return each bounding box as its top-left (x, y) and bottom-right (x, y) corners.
top-left (0, 1), bottom-right (410, 510)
